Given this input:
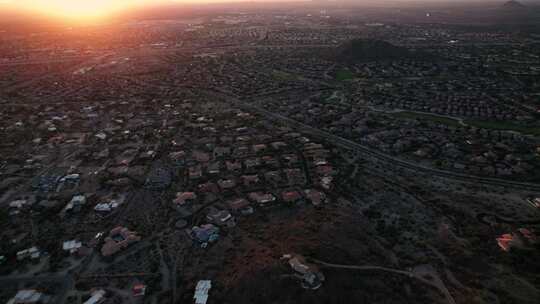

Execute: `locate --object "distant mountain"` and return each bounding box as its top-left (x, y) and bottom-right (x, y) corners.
top-left (330, 39), bottom-right (433, 63)
top-left (502, 0), bottom-right (527, 9)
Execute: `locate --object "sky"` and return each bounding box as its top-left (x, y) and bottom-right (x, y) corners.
top-left (0, 1), bottom-right (188, 20)
top-left (0, 0), bottom-right (515, 21)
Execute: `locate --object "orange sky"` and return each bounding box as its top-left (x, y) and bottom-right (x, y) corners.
top-left (0, 1), bottom-right (179, 20)
top-left (0, 0), bottom-right (483, 20)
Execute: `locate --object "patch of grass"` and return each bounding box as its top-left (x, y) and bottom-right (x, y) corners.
top-left (272, 70), bottom-right (298, 81)
top-left (465, 120), bottom-right (540, 136)
top-left (390, 111), bottom-right (540, 135)
top-left (391, 111), bottom-right (462, 127)
top-left (335, 69), bottom-right (355, 81)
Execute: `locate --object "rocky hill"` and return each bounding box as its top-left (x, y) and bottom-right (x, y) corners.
top-left (502, 0), bottom-right (526, 9)
top-left (331, 39), bottom-right (431, 63)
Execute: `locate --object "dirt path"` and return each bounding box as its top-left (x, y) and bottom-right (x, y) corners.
top-left (312, 259), bottom-right (456, 304)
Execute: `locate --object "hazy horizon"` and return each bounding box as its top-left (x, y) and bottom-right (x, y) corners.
top-left (0, 0), bottom-right (537, 24)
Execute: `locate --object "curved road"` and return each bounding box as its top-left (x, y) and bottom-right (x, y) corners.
top-left (312, 259), bottom-right (456, 304)
top-left (201, 89), bottom-right (540, 191)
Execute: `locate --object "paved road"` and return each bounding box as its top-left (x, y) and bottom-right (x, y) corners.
top-left (200, 89), bottom-right (540, 191)
top-left (244, 102), bottom-right (540, 190)
top-left (0, 57), bottom-right (90, 67)
top-left (368, 106), bottom-right (467, 126)
top-left (2, 52), bottom-right (114, 94)
top-left (0, 43), bottom-right (333, 67)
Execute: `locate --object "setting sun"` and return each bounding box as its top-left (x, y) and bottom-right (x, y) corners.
top-left (11, 0), bottom-right (156, 20)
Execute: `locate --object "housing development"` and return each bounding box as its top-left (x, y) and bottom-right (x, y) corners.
top-left (0, 1), bottom-right (539, 304)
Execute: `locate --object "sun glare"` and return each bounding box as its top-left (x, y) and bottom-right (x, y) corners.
top-left (16, 0), bottom-right (146, 21)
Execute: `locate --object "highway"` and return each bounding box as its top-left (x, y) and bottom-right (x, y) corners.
top-left (3, 48), bottom-right (539, 192)
top-left (203, 90), bottom-right (540, 191)
top-left (0, 56), bottom-right (90, 67)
